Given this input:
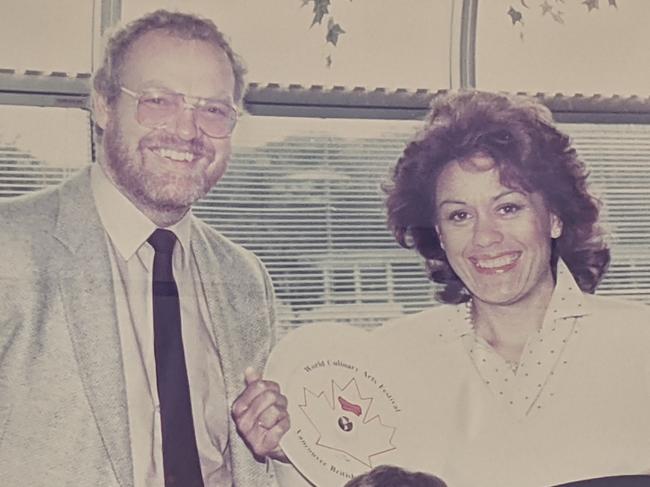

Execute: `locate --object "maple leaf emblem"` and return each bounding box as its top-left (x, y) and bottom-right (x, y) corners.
top-left (298, 378), bottom-right (396, 467)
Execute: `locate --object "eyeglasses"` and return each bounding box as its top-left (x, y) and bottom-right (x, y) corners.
top-left (120, 86), bottom-right (238, 138)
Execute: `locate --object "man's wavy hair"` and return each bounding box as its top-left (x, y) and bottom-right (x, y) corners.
top-left (93, 9), bottom-right (246, 109)
top-left (384, 91), bottom-right (610, 304)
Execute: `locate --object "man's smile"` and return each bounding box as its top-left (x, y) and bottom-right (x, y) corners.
top-left (151, 147), bottom-right (197, 163)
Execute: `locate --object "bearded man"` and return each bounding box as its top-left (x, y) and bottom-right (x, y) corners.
top-left (0, 10), bottom-right (291, 487)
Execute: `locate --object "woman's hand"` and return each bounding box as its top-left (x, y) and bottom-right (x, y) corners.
top-left (232, 367), bottom-right (290, 462)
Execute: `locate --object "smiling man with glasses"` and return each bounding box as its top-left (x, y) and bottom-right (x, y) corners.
top-left (0, 9), bottom-right (293, 487)
top-left (119, 86), bottom-right (239, 140)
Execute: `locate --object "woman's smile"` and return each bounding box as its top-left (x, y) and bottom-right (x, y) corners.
top-left (469, 251), bottom-right (522, 274)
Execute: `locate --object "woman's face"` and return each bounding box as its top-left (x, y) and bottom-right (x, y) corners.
top-left (434, 154), bottom-right (563, 306)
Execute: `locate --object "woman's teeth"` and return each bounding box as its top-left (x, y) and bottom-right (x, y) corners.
top-left (474, 253), bottom-right (519, 269)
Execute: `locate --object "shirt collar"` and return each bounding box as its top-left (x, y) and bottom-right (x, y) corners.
top-left (445, 259), bottom-right (588, 341)
top-left (545, 259), bottom-right (589, 321)
top-left (449, 301), bottom-right (474, 340)
top-left (90, 163), bottom-right (192, 264)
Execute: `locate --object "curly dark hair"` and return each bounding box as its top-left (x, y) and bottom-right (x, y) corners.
top-left (344, 465), bottom-right (447, 487)
top-left (93, 9), bottom-right (246, 107)
top-left (384, 90), bottom-right (610, 304)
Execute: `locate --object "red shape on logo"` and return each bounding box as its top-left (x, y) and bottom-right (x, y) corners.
top-left (338, 396), bottom-right (362, 416)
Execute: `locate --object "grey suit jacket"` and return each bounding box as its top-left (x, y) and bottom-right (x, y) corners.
top-left (0, 167), bottom-right (278, 486)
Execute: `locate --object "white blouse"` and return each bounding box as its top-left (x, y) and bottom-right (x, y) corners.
top-left (378, 261), bottom-right (650, 487)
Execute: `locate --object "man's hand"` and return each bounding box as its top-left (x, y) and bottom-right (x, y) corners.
top-left (232, 367), bottom-right (290, 462)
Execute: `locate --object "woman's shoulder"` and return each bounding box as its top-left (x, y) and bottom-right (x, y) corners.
top-left (377, 303), bottom-right (467, 340)
top-left (585, 293), bottom-right (650, 318)
top-left (583, 293), bottom-right (650, 334)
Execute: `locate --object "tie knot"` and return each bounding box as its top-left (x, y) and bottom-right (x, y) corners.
top-left (148, 229), bottom-right (177, 254)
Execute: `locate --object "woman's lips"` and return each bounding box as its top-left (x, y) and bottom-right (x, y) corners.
top-left (470, 251), bottom-right (521, 274)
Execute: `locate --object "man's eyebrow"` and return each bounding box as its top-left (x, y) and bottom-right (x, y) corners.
top-left (134, 82), bottom-right (226, 96)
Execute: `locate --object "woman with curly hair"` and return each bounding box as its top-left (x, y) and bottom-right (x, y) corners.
top-left (379, 90), bottom-right (650, 486)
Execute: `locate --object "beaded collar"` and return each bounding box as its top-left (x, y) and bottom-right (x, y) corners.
top-left (464, 298), bottom-right (521, 373)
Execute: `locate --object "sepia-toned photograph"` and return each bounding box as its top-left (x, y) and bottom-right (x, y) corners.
top-left (1, 1), bottom-right (649, 486)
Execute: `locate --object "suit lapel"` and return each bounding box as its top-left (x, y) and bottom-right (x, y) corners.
top-left (190, 222), bottom-right (272, 399)
top-left (190, 226), bottom-right (239, 392)
top-left (190, 220), bottom-right (275, 486)
top-left (54, 168), bottom-right (133, 487)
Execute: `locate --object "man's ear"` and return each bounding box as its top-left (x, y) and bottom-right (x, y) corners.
top-left (550, 213), bottom-right (563, 239)
top-left (92, 92), bottom-right (110, 131)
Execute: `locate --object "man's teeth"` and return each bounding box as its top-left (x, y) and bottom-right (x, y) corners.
top-left (474, 254), bottom-right (518, 269)
top-left (155, 148), bottom-right (194, 162)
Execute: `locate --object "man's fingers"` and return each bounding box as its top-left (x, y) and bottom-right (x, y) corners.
top-left (232, 367), bottom-right (291, 461)
top-left (244, 366), bottom-right (261, 386)
top-left (236, 388), bottom-right (287, 434)
top-left (256, 396), bottom-right (289, 429)
top-left (249, 416), bottom-right (291, 460)
top-left (261, 417), bottom-right (291, 460)
top-left (232, 378), bottom-right (281, 418)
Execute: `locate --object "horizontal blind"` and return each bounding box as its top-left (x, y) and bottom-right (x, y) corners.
top-left (0, 146), bottom-right (79, 196)
top-left (0, 113), bottom-right (648, 337)
top-left (198, 119), bottom-right (650, 337)
top-left (195, 117), bottom-right (436, 337)
top-left (562, 124), bottom-right (650, 302)
top-left (0, 107), bottom-right (91, 194)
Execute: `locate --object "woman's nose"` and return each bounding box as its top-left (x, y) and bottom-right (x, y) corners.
top-left (472, 216), bottom-right (504, 247)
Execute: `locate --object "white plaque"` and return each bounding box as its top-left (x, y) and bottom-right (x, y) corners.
top-left (265, 323), bottom-right (409, 486)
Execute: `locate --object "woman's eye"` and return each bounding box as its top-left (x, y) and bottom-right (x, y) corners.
top-left (448, 210), bottom-right (470, 222)
top-left (498, 203), bottom-right (522, 215)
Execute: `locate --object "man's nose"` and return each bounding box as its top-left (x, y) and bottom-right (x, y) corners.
top-left (172, 107), bottom-right (199, 141)
top-left (472, 215), bottom-right (503, 247)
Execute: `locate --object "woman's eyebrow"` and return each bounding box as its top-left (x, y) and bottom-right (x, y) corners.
top-left (438, 199), bottom-right (466, 208)
top-left (438, 190), bottom-right (526, 208)
top-left (493, 189), bottom-right (525, 201)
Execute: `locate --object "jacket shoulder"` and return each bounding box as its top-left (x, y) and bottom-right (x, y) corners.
top-left (0, 184), bottom-right (60, 232)
top-left (378, 303), bottom-right (465, 339)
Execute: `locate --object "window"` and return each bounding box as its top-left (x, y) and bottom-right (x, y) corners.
top-left (563, 123), bottom-right (650, 300)
top-left (0, 0), bottom-right (94, 74)
top-left (0, 0), bottom-right (95, 194)
top-left (193, 115), bottom-right (437, 335)
top-left (123, 0), bottom-right (452, 90)
top-left (1, 2), bottom-right (649, 340)
top-left (0, 106), bottom-right (91, 196)
top-left (476, 0), bottom-right (650, 96)
top-left (193, 115), bottom-right (650, 337)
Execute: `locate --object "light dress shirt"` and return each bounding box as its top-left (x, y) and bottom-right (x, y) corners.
top-left (91, 164), bottom-right (232, 486)
top-left (377, 260), bottom-right (650, 487)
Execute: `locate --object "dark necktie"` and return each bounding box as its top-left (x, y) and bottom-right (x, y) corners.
top-left (148, 229), bottom-right (204, 487)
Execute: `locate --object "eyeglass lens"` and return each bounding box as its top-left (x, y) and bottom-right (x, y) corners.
top-left (136, 91), bottom-right (236, 137)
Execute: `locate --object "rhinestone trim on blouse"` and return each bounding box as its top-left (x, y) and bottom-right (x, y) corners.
top-left (465, 298), bottom-right (521, 373)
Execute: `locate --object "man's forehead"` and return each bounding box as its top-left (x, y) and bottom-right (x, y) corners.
top-left (121, 29), bottom-right (225, 63)
top-left (118, 29), bottom-right (235, 98)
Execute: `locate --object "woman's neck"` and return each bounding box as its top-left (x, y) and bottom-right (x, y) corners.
top-left (471, 281), bottom-right (554, 362)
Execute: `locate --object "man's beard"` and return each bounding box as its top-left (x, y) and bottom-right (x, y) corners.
top-left (102, 118), bottom-right (216, 213)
